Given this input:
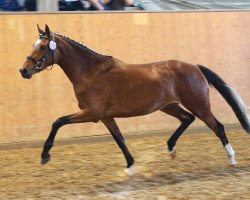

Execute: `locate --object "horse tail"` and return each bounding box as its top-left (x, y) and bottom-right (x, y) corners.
top-left (197, 64), bottom-right (250, 133)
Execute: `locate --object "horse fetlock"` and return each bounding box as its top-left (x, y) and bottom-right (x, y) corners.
top-left (44, 141), bottom-right (53, 150)
top-left (127, 156), bottom-right (134, 169)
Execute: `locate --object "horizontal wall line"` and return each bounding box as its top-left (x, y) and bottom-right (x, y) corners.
top-left (0, 123), bottom-right (243, 150)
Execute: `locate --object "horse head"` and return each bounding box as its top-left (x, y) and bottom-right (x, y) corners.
top-left (19, 24), bottom-right (57, 79)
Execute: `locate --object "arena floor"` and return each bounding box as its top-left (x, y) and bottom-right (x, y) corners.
top-left (0, 130), bottom-right (250, 199)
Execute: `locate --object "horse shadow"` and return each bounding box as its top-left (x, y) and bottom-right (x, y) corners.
top-left (93, 164), bottom-right (250, 194)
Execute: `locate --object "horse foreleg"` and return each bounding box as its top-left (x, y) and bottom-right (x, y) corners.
top-left (102, 118), bottom-right (134, 176)
top-left (41, 110), bottom-right (98, 164)
top-left (161, 104), bottom-right (195, 159)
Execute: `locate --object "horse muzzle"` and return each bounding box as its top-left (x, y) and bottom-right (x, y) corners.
top-left (19, 67), bottom-right (32, 79)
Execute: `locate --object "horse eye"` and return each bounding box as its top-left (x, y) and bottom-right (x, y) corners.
top-left (40, 45), bottom-right (46, 50)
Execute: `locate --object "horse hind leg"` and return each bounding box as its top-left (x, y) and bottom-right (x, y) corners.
top-left (198, 112), bottom-right (237, 166)
top-left (161, 103), bottom-right (195, 159)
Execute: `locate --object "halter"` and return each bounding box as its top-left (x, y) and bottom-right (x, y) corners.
top-left (26, 34), bottom-right (56, 72)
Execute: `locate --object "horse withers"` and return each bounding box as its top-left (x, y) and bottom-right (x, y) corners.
top-left (19, 25), bottom-right (250, 175)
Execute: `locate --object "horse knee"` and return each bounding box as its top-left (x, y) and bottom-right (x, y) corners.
top-left (180, 113), bottom-right (195, 125)
top-left (186, 114), bottom-right (195, 124)
top-left (53, 116), bottom-right (69, 129)
top-left (215, 119), bottom-right (225, 132)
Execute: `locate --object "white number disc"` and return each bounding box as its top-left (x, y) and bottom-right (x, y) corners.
top-left (49, 41), bottom-right (57, 50)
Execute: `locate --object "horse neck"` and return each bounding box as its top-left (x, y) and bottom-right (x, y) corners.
top-left (54, 35), bottom-right (107, 84)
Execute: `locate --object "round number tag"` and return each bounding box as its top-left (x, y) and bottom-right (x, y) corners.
top-left (49, 41), bottom-right (57, 50)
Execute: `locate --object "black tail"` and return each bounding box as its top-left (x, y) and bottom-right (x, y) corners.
top-left (197, 64), bottom-right (250, 133)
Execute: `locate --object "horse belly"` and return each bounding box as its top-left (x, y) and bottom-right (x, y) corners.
top-left (106, 79), bottom-right (171, 118)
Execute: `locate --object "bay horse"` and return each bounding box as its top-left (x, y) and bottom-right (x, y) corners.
top-left (19, 25), bottom-right (250, 175)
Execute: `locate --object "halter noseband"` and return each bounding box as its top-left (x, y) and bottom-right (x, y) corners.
top-left (27, 34), bottom-right (56, 72)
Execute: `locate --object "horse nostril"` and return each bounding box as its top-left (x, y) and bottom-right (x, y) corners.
top-left (20, 68), bottom-right (28, 75)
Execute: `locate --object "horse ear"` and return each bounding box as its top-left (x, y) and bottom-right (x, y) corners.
top-left (37, 24), bottom-right (44, 34)
top-left (45, 24), bottom-right (51, 38)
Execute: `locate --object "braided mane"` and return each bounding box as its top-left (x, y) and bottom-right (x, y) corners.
top-left (55, 33), bottom-right (112, 58)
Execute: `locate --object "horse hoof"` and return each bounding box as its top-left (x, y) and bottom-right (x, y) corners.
top-left (41, 155), bottom-right (51, 165)
top-left (124, 165), bottom-right (134, 176)
top-left (229, 160), bottom-right (237, 167)
top-left (169, 147), bottom-right (177, 159)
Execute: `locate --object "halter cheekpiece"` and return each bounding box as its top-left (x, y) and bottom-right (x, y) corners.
top-left (27, 33), bottom-right (56, 72)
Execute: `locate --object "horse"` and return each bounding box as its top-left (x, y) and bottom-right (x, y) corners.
top-left (19, 25), bottom-right (250, 175)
